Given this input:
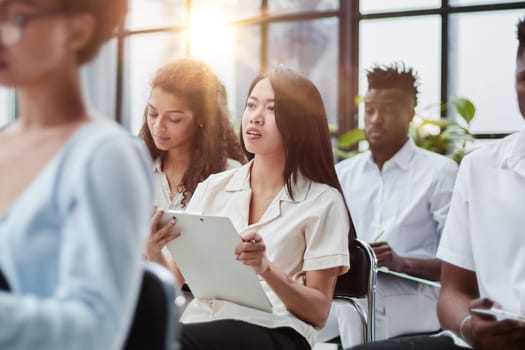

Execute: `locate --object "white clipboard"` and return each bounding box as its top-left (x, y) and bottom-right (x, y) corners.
top-left (162, 210), bottom-right (273, 313)
top-left (377, 267), bottom-right (442, 288)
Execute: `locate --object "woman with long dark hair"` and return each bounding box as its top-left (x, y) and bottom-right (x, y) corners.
top-left (177, 67), bottom-right (355, 350)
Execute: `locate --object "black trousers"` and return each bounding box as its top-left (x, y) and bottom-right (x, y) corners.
top-left (181, 319), bottom-right (311, 350)
top-left (348, 335), bottom-right (467, 350)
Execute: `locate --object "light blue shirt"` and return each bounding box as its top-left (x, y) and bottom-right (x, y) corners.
top-left (0, 120), bottom-right (153, 349)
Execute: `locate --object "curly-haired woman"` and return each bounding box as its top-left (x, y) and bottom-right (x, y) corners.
top-left (140, 59), bottom-right (245, 282)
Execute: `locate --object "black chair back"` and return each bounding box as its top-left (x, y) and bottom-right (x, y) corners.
top-left (0, 269), bottom-right (10, 291)
top-left (335, 239), bottom-right (371, 298)
top-left (332, 239), bottom-right (377, 343)
top-left (0, 265), bottom-right (179, 348)
top-left (123, 263), bottom-right (178, 350)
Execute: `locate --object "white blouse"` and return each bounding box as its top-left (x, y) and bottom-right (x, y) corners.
top-left (180, 161), bottom-right (350, 347)
top-left (152, 157), bottom-right (241, 209)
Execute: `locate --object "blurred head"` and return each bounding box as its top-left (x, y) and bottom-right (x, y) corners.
top-left (139, 58), bottom-right (244, 207)
top-left (364, 63), bottom-right (418, 155)
top-left (0, 0), bottom-right (126, 86)
top-left (516, 17), bottom-right (525, 118)
top-left (57, 0), bottom-right (126, 64)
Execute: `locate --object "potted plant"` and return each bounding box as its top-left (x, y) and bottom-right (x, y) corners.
top-left (335, 97), bottom-right (476, 164)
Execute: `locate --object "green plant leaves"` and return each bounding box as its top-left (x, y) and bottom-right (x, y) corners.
top-left (451, 97), bottom-right (476, 126)
top-left (334, 96), bottom-right (476, 163)
top-left (338, 128), bottom-right (366, 149)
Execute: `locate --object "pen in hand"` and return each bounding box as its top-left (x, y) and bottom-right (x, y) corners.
top-left (237, 234), bottom-right (268, 274)
top-left (372, 230), bottom-right (385, 242)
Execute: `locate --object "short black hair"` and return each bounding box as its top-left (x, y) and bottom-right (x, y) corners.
top-left (59, 0), bottom-right (127, 64)
top-left (517, 16), bottom-right (525, 57)
top-left (366, 63), bottom-right (419, 106)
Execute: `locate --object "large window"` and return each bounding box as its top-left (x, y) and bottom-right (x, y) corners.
top-left (360, 15), bottom-right (441, 123)
top-left (119, 0), bottom-right (341, 136)
top-left (268, 18), bottom-right (339, 125)
top-left (127, 0), bottom-right (187, 31)
top-left (360, 0), bottom-right (440, 14)
top-left (357, 1), bottom-right (525, 138)
top-left (268, 0), bottom-right (338, 15)
top-left (3, 1), bottom-right (524, 138)
top-left (449, 10), bottom-right (524, 133)
top-left (188, 1), bottom-right (262, 128)
top-left (450, 0), bottom-right (524, 5)
top-left (111, 0), bottom-right (525, 140)
top-left (123, 32), bottom-right (187, 134)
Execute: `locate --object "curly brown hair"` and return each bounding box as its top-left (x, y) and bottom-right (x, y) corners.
top-left (139, 59), bottom-right (245, 207)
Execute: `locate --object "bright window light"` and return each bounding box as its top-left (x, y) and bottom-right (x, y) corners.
top-left (187, 6), bottom-right (254, 123)
top-left (189, 9), bottom-right (234, 59)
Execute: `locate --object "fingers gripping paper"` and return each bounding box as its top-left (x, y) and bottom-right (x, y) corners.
top-left (162, 210), bottom-right (273, 313)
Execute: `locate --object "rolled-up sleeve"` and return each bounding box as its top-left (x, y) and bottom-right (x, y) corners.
top-left (303, 188), bottom-right (350, 275)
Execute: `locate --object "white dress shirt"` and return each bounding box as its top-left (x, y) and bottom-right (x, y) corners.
top-left (437, 128), bottom-right (525, 348)
top-left (336, 138), bottom-right (457, 258)
top-left (331, 138), bottom-right (457, 342)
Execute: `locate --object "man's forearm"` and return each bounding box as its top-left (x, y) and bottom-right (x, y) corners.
top-left (437, 263), bottom-right (479, 335)
top-left (398, 257), bottom-right (441, 281)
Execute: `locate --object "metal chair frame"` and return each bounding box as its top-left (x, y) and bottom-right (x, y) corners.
top-left (333, 239), bottom-right (378, 344)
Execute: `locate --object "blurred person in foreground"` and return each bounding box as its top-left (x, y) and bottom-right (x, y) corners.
top-left (0, 0), bottom-right (153, 349)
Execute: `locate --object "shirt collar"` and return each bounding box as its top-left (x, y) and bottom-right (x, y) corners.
top-left (365, 138), bottom-right (416, 172)
top-left (225, 159), bottom-right (311, 203)
top-left (499, 128), bottom-right (525, 173)
top-left (152, 157), bottom-right (162, 173)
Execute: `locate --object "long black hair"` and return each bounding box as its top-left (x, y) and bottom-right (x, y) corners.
top-left (241, 67), bottom-right (356, 239)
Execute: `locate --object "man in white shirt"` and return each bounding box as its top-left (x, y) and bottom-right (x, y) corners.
top-left (333, 64), bottom-right (457, 343)
top-left (349, 17), bottom-right (525, 350)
